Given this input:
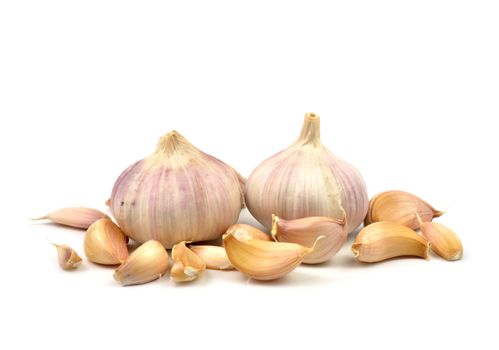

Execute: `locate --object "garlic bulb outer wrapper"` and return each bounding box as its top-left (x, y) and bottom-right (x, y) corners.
top-left (110, 131), bottom-right (244, 248)
top-left (245, 113), bottom-right (368, 233)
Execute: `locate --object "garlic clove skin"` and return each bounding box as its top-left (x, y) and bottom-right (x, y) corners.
top-left (190, 245), bottom-right (234, 270)
top-left (365, 191), bottom-right (444, 230)
top-left (52, 243), bottom-right (82, 270)
top-left (113, 240), bottom-right (169, 286)
top-left (110, 130), bottom-right (244, 248)
top-left (223, 224), bottom-right (316, 281)
top-left (351, 222), bottom-right (430, 263)
top-left (170, 241), bottom-right (206, 282)
top-left (245, 113), bottom-right (368, 233)
top-left (84, 218), bottom-right (129, 265)
top-left (417, 217), bottom-right (462, 261)
top-left (271, 214), bottom-right (347, 264)
top-left (32, 207), bottom-right (109, 229)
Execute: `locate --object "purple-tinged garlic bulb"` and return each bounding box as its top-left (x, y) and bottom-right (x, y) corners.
top-left (110, 131), bottom-right (244, 248)
top-left (245, 113), bottom-right (368, 233)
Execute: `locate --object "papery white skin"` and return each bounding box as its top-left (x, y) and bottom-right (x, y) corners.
top-left (110, 131), bottom-right (244, 248)
top-left (245, 113), bottom-right (368, 233)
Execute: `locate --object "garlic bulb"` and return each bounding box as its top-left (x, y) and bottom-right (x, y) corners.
top-left (245, 113), bottom-right (368, 232)
top-left (110, 131), bottom-right (244, 248)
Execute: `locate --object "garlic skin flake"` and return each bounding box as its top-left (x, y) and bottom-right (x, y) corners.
top-left (271, 215), bottom-right (347, 264)
top-left (245, 113), bottom-right (368, 233)
top-left (190, 245), bottom-right (234, 270)
top-left (52, 243), bottom-right (82, 270)
top-left (110, 131), bottom-right (244, 248)
top-left (32, 207), bottom-right (109, 229)
top-left (84, 218), bottom-right (129, 265)
top-left (352, 222), bottom-right (430, 263)
top-left (223, 224), bottom-right (315, 281)
top-left (114, 240), bottom-right (169, 286)
top-left (170, 241), bottom-right (206, 282)
top-left (365, 191), bottom-right (444, 230)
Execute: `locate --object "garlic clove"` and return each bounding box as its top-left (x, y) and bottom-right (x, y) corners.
top-left (190, 245), bottom-right (234, 270)
top-left (228, 224), bottom-right (272, 241)
top-left (84, 218), bottom-right (129, 265)
top-left (365, 191), bottom-right (444, 229)
top-left (52, 243), bottom-right (82, 270)
top-left (416, 215), bottom-right (463, 261)
top-left (32, 207), bottom-right (109, 229)
top-left (271, 214), bottom-right (347, 264)
top-left (113, 240), bottom-right (169, 286)
top-left (245, 112), bottom-right (369, 233)
top-left (110, 130), bottom-right (244, 248)
top-left (105, 198), bottom-right (111, 207)
top-left (351, 222), bottom-right (430, 262)
top-left (223, 224), bottom-right (317, 281)
top-left (170, 241), bottom-right (206, 282)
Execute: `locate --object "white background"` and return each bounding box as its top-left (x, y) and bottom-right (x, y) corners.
top-left (1, 1), bottom-right (498, 349)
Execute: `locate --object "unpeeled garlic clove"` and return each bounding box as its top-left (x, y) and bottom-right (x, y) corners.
top-left (416, 215), bottom-right (463, 261)
top-left (352, 222), bottom-right (430, 263)
top-left (52, 243), bottom-right (82, 270)
top-left (223, 224), bottom-right (317, 281)
top-left (365, 191), bottom-right (444, 229)
top-left (271, 214), bottom-right (347, 264)
top-left (190, 245), bottom-right (234, 270)
top-left (170, 241), bottom-right (206, 282)
top-left (228, 224), bottom-right (272, 241)
top-left (84, 218), bottom-right (129, 265)
top-left (114, 240), bottom-right (169, 286)
top-left (32, 207), bottom-right (109, 229)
